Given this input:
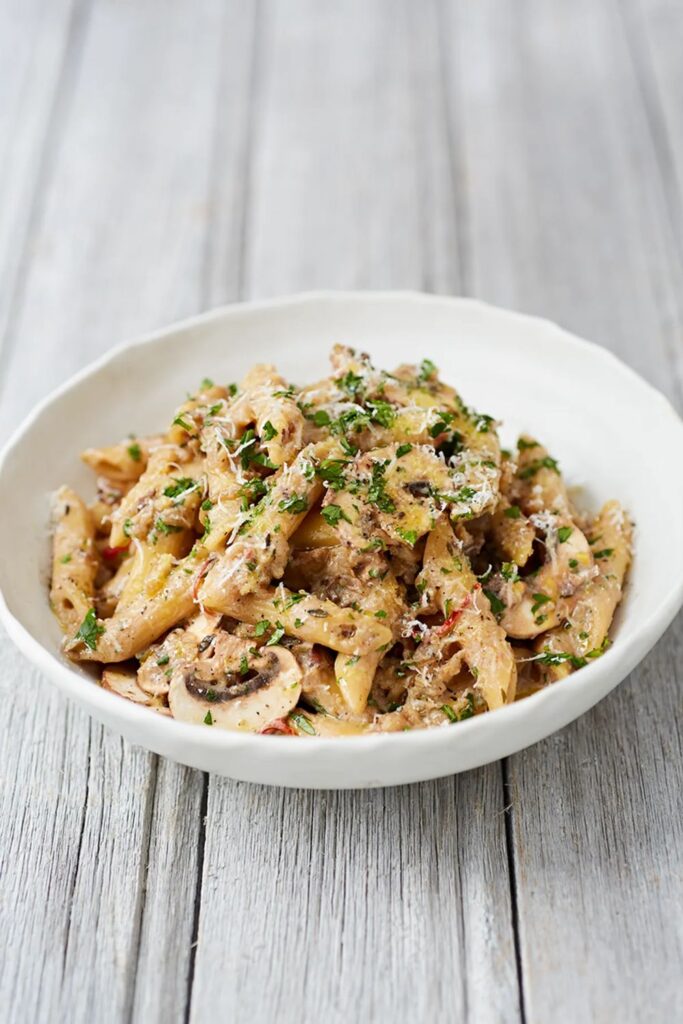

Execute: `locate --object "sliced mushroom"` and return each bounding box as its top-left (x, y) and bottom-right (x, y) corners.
top-left (169, 646), bottom-right (302, 732)
top-left (102, 666), bottom-right (166, 709)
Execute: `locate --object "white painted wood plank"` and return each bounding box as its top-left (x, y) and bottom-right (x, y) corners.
top-left (190, 4), bottom-right (519, 1022)
top-left (0, 0), bottom-right (83, 355)
top-left (510, 623), bottom-right (683, 1023)
top-left (0, 0), bottom-right (236, 436)
top-left (443, 1), bottom-right (683, 1019)
top-left (131, 760), bottom-right (206, 1022)
top-left (445, 0), bottom-right (683, 404)
top-left (191, 774), bottom-right (519, 1024)
top-left (244, 0), bottom-right (460, 297)
top-left (620, 1), bottom-right (683, 390)
top-left (0, 2), bottom-right (254, 1021)
top-left (133, 2), bottom-right (259, 1017)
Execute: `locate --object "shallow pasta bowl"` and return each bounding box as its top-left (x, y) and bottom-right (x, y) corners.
top-left (1, 292), bottom-right (682, 788)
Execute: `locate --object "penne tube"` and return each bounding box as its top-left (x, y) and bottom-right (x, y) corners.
top-left (50, 486), bottom-right (98, 634)
top-left (535, 501), bottom-right (632, 680)
top-left (209, 585), bottom-right (392, 657)
top-left (418, 518), bottom-right (517, 709)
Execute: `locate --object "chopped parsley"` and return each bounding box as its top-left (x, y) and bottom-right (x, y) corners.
top-left (154, 518), bottom-right (183, 536)
top-left (483, 588), bottom-right (506, 616)
top-left (593, 548), bottom-right (614, 560)
top-left (530, 592), bottom-right (552, 616)
top-left (504, 505), bottom-right (522, 519)
top-left (396, 527), bottom-right (418, 546)
top-left (312, 409), bottom-right (331, 427)
top-left (203, 711), bottom-right (214, 725)
top-left (475, 413), bottom-right (495, 433)
top-left (361, 537), bottom-right (386, 552)
top-left (418, 358), bottom-right (437, 383)
top-left (366, 399), bottom-right (396, 428)
top-left (200, 377), bottom-right (214, 390)
top-left (321, 504), bottom-right (351, 527)
top-left (74, 608), bottom-right (104, 651)
top-left (429, 414), bottom-right (453, 438)
top-left (127, 442), bottom-right (142, 462)
top-left (60, 553), bottom-right (72, 564)
top-left (266, 621), bottom-right (286, 645)
top-left (278, 494), bottom-right (308, 514)
top-left (163, 477), bottom-right (196, 500)
top-left (340, 436), bottom-right (358, 456)
top-left (517, 437), bottom-right (539, 451)
top-left (261, 420), bottom-right (278, 441)
top-left (156, 654), bottom-right (170, 666)
top-left (315, 458), bottom-right (348, 491)
top-left (254, 620), bottom-right (271, 637)
top-left (290, 710), bottom-right (316, 735)
top-left (367, 461), bottom-right (395, 513)
top-left (441, 693), bottom-right (475, 723)
top-left (239, 655), bottom-right (250, 676)
top-left (172, 414), bottom-right (194, 433)
top-left (459, 694), bottom-right (475, 720)
top-left (338, 370), bottom-right (364, 397)
top-left (518, 456), bottom-right (559, 479)
top-left (534, 639), bottom-right (609, 669)
top-left (239, 477), bottom-right (268, 509)
top-left (557, 526), bottom-right (573, 543)
top-left (123, 518), bottom-right (133, 538)
top-left (396, 443), bottom-right (412, 458)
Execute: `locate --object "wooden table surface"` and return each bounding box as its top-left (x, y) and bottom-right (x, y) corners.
top-left (1, 2), bottom-right (682, 1021)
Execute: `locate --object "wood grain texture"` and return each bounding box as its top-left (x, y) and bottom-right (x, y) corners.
top-left (0, 0), bottom-right (86, 361)
top-left (191, 774), bottom-right (519, 1024)
top-left (0, 1), bottom-right (253, 1021)
top-left (190, 4), bottom-right (518, 1022)
top-left (1, 1), bottom-right (682, 1022)
top-left (244, 0), bottom-right (460, 297)
top-left (442, 0), bottom-right (683, 1019)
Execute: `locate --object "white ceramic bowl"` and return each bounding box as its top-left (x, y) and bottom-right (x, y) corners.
top-left (1, 292), bottom-right (682, 788)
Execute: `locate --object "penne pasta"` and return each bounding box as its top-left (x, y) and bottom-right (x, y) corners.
top-left (50, 348), bottom-right (630, 734)
top-left (50, 486), bottom-right (98, 634)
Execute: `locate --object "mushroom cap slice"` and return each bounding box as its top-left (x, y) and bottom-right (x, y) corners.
top-left (102, 666), bottom-right (166, 709)
top-left (169, 645), bottom-right (302, 732)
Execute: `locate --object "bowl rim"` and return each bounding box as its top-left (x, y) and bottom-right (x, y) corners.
top-left (1, 289), bottom-right (682, 759)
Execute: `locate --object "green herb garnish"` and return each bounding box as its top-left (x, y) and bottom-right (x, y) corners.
top-left (163, 477), bottom-right (196, 500)
top-left (266, 621), bottom-right (286, 645)
top-left (483, 589), bottom-right (506, 616)
top-left (518, 456), bottom-right (559, 479)
top-left (321, 504), bottom-right (351, 527)
top-left (278, 494), bottom-right (308, 514)
top-left (290, 710), bottom-right (316, 735)
top-left (74, 608), bottom-right (104, 651)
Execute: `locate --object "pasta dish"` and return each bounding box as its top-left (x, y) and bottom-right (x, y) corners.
top-left (50, 346), bottom-right (632, 736)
